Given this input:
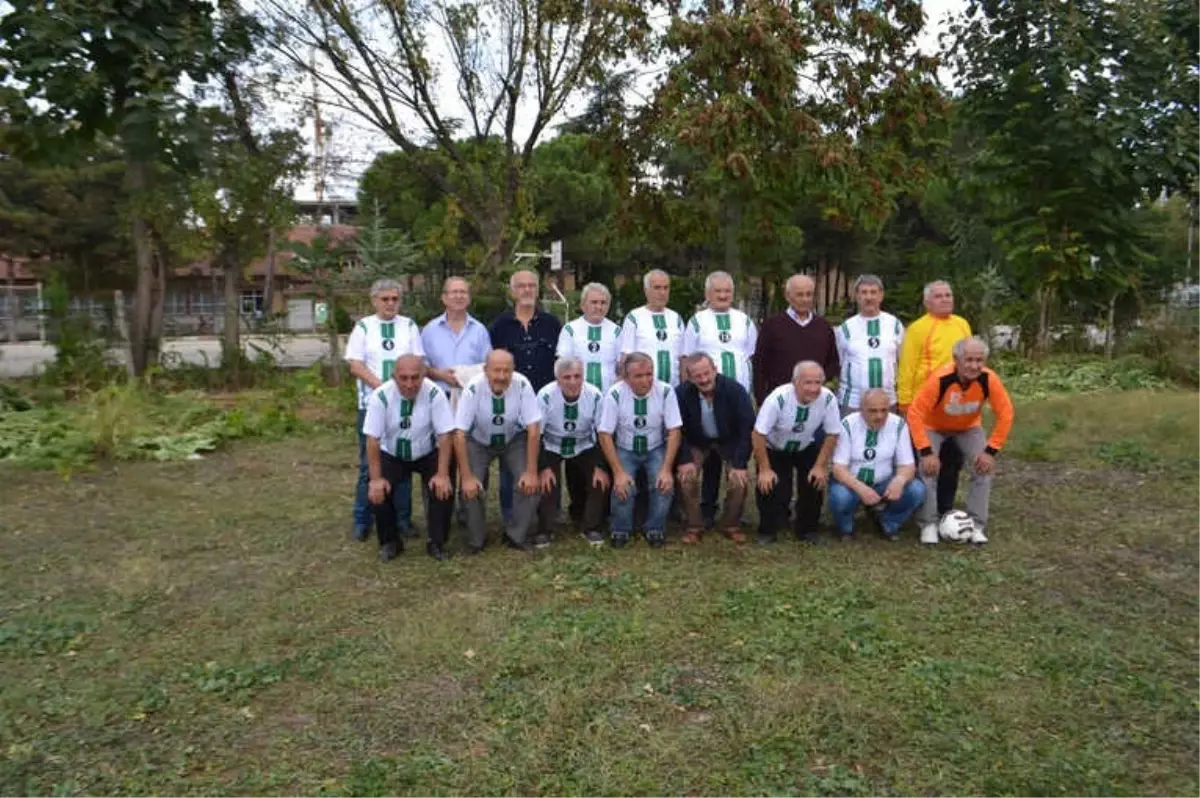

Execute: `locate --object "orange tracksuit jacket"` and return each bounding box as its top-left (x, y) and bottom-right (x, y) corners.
top-left (907, 363), bottom-right (1015, 456)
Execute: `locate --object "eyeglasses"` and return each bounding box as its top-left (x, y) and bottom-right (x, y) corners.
top-left (377, 296), bottom-right (400, 303)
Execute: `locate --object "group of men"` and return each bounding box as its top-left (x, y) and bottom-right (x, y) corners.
top-left (347, 268), bottom-right (1014, 562)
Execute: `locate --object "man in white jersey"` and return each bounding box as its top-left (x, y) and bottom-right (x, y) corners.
top-left (753, 361), bottom-right (841, 545)
top-left (829, 388), bottom-right (925, 541)
top-left (618, 269), bottom-right (686, 386)
top-left (597, 352), bottom-right (683, 549)
top-left (453, 349), bottom-right (544, 553)
top-left (835, 274), bottom-right (905, 413)
top-left (362, 356), bottom-right (456, 562)
top-left (682, 270), bottom-right (758, 394)
top-left (345, 279), bottom-right (426, 542)
top-left (535, 357), bottom-right (611, 547)
top-left (557, 283), bottom-right (622, 391)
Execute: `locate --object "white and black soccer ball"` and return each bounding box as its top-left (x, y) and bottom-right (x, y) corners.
top-left (938, 510), bottom-right (975, 543)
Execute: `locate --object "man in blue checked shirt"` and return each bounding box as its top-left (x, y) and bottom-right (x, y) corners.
top-left (422, 277), bottom-right (493, 394)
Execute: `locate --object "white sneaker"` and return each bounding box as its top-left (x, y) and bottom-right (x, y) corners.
top-left (920, 524), bottom-right (940, 545)
top-left (968, 527), bottom-right (988, 545)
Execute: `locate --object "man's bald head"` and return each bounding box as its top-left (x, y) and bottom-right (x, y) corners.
top-left (393, 354), bottom-right (426, 398)
top-left (785, 274), bottom-right (816, 315)
top-left (860, 388), bottom-right (891, 429)
top-left (485, 349), bottom-right (516, 395)
top-left (486, 349), bottom-right (514, 369)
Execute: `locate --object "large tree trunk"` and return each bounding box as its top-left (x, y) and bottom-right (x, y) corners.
top-left (221, 249), bottom-right (241, 378)
top-left (1035, 284), bottom-right (1054, 359)
top-left (1104, 291), bottom-right (1118, 360)
top-left (127, 156), bottom-right (160, 376)
top-left (263, 229), bottom-right (277, 322)
top-left (6, 262), bottom-right (18, 343)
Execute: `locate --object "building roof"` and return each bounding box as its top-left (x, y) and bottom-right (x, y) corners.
top-left (0, 256), bottom-right (40, 282)
top-left (176, 224), bottom-right (359, 278)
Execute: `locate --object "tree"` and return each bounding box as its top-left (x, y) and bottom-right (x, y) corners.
top-left (0, 0), bottom-right (258, 374)
top-left (266, 0), bottom-right (650, 280)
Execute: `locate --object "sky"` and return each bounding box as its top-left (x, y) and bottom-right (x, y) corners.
top-left (290, 0), bottom-right (969, 202)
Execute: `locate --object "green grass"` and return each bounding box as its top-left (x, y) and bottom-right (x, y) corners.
top-left (1, 390), bottom-right (1197, 796)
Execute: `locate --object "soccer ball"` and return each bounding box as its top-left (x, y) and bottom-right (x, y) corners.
top-left (938, 510), bottom-right (975, 543)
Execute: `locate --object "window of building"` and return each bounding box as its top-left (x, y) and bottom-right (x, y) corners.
top-left (240, 289), bottom-right (265, 315)
top-left (191, 290), bottom-right (220, 315)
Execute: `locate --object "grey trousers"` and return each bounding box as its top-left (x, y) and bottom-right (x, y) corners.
top-left (464, 433), bottom-right (539, 548)
top-left (919, 426), bottom-right (992, 527)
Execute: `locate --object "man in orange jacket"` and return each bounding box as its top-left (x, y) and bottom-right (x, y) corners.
top-left (907, 336), bottom-right (1014, 545)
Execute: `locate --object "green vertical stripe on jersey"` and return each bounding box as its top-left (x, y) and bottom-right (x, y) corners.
top-left (856, 467), bottom-right (875, 484)
top-left (587, 325), bottom-right (602, 342)
top-left (492, 396), bottom-right (505, 415)
top-left (632, 395), bottom-right (648, 454)
top-left (380, 322), bottom-right (397, 381)
top-left (633, 435), bottom-right (648, 454)
top-left (795, 406), bottom-right (809, 423)
top-left (652, 314), bottom-right (667, 330)
top-left (489, 434), bottom-right (506, 447)
top-left (865, 429), bottom-right (879, 447)
top-left (715, 313), bottom-right (731, 331)
top-left (720, 352), bottom-right (736, 377)
top-left (633, 396), bottom-right (647, 416)
top-left (656, 351), bottom-right (670, 382)
top-left (560, 437), bottom-right (576, 457)
top-left (866, 318), bottom-right (880, 337)
top-left (564, 402), bottom-right (579, 420)
top-left (397, 439), bottom-right (412, 460)
top-left (868, 358), bottom-right (882, 388)
top-left (382, 361), bottom-right (395, 381)
top-left (785, 441), bottom-right (801, 452)
top-left (585, 362), bottom-right (602, 388)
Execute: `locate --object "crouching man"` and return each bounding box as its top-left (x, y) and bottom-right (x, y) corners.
top-left (908, 336), bottom-right (1014, 545)
top-left (363, 355), bottom-right (455, 562)
top-left (454, 349), bottom-right (544, 553)
top-left (536, 356), bottom-right (610, 547)
top-left (829, 388), bottom-right (925, 541)
top-left (597, 352), bottom-right (683, 549)
top-left (675, 353), bottom-right (755, 544)
top-left (752, 361), bottom-right (841, 544)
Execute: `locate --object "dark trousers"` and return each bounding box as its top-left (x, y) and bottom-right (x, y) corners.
top-left (373, 451), bottom-right (453, 548)
top-left (701, 449), bottom-right (722, 522)
top-left (756, 445), bottom-right (824, 538)
top-left (937, 437), bottom-right (964, 515)
top-left (538, 447), bottom-right (607, 536)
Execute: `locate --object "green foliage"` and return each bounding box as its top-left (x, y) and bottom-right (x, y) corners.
top-left (993, 354), bottom-right (1170, 399)
top-left (38, 274), bottom-right (120, 394)
top-left (1097, 438), bottom-right (1163, 472)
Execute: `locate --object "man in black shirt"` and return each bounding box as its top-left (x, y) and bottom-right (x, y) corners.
top-left (489, 269), bottom-right (562, 521)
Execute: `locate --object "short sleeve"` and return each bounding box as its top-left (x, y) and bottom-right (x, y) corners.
top-left (556, 324), bottom-right (574, 360)
top-left (597, 389), bottom-right (620, 434)
top-left (833, 420), bottom-right (852, 466)
top-left (454, 384), bottom-right (477, 432)
top-left (895, 421), bottom-right (915, 467)
top-left (681, 317), bottom-right (700, 356)
top-left (430, 388), bottom-right (454, 435)
top-left (821, 393), bottom-right (841, 435)
top-left (662, 386), bottom-right (682, 430)
top-left (519, 381), bottom-right (543, 426)
top-left (753, 395), bottom-right (778, 437)
top-left (618, 313), bottom-right (637, 355)
top-left (362, 389), bottom-right (387, 439)
top-left (345, 321), bottom-right (367, 362)
top-left (408, 320), bottom-right (425, 357)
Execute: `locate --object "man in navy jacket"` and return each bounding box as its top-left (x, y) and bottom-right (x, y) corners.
top-left (675, 353), bottom-right (756, 544)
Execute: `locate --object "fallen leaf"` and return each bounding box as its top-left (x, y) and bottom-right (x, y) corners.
top-left (464, 649), bottom-right (476, 660)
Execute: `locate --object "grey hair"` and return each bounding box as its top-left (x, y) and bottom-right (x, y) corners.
top-left (394, 353), bottom-right (425, 371)
top-left (860, 387), bottom-right (890, 406)
top-left (642, 269), bottom-right (670, 291)
top-left (554, 356), bottom-right (584, 378)
top-left (509, 270), bottom-right (538, 292)
top-left (923, 280), bottom-right (952, 300)
top-left (792, 360), bottom-right (825, 381)
top-left (786, 274), bottom-right (816, 292)
top-left (579, 282), bottom-right (611, 304)
top-left (623, 351), bottom-right (654, 375)
top-left (705, 270), bottom-right (735, 292)
top-left (370, 279), bottom-right (402, 298)
top-left (442, 276), bottom-right (470, 292)
top-left (685, 352), bottom-right (715, 374)
top-left (853, 274), bottom-right (884, 293)
top-left (953, 335), bottom-right (990, 361)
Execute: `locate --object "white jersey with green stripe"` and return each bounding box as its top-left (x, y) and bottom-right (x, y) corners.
top-left (454, 371), bottom-right (543, 447)
top-left (835, 312), bottom-right (904, 408)
top-left (682, 308), bottom-right (758, 394)
top-left (754, 384), bottom-right (841, 453)
top-left (537, 382), bottom-right (604, 458)
top-left (362, 378), bottom-right (453, 461)
top-left (618, 306), bottom-right (685, 386)
top-left (344, 314), bottom-right (425, 409)
top-left (556, 317), bottom-right (622, 391)
top-left (832, 411), bottom-right (914, 487)
top-left (597, 380), bottom-right (682, 453)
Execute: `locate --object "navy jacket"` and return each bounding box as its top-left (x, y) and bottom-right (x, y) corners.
top-left (488, 308), bottom-right (562, 391)
top-left (675, 375), bottom-right (755, 469)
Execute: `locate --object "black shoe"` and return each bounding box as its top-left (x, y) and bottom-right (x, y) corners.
top-left (757, 531), bottom-right (778, 545)
top-left (378, 542), bottom-right (400, 562)
top-left (797, 532), bottom-right (825, 546)
top-left (583, 529), bottom-right (605, 546)
top-left (426, 542), bottom-right (450, 561)
top-left (533, 533), bottom-right (552, 549)
top-left (353, 523), bottom-right (371, 543)
top-left (464, 545), bottom-right (484, 557)
top-left (646, 529), bottom-right (665, 549)
top-left (610, 532), bottom-right (630, 549)
top-left (503, 535), bottom-right (533, 552)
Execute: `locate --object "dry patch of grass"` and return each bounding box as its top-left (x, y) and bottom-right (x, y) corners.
top-left (1, 392), bottom-right (1196, 796)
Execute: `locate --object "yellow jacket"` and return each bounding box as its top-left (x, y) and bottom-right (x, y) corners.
top-left (897, 313), bottom-right (972, 408)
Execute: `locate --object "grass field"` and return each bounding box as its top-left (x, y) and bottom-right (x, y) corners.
top-left (1, 390), bottom-right (1197, 796)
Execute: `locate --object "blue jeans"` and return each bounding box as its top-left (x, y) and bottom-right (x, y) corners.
top-left (611, 445), bottom-right (673, 535)
top-left (499, 468), bottom-right (513, 525)
top-left (355, 409), bottom-right (412, 529)
top-left (828, 479), bottom-right (926, 536)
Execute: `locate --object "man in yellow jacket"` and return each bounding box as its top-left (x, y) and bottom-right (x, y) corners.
top-left (897, 280), bottom-right (973, 516)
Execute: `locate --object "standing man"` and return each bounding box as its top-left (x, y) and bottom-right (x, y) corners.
top-left (362, 355), bottom-right (456, 561)
top-left (752, 361), bottom-right (841, 544)
top-left (535, 356), bottom-right (610, 547)
top-left (674, 353), bottom-right (756, 544)
top-left (619, 269), bottom-right (686, 386)
top-left (752, 274), bottom-right (840, 407)
top-left (897, 280), bottom-right (972, 516)
top-left (422, 276), bottom-right (493, 395)
top-left (835, 274), bottom-right (905, 413)
top-left (682, 270), bottom-right (758, 394)
top-left (597, 353), bottom-right (683, 549)
top-left (557, 282), bottom-right (622, 392)
top-left (345, 279), bottom-right (424, 543)
top-left (453, 349), bottom-right (544, 553)
top-left (828, 388), bottom-right (925, 541)
top-left (909, 337), bottom-right (1014, 545)
top-left (489, 270), bottom-right (562, 523)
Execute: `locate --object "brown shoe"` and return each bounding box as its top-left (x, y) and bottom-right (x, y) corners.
top-left (680, 530), bottom-right (702, 545)
top-left (723, 528), bottom-right (747, 544)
